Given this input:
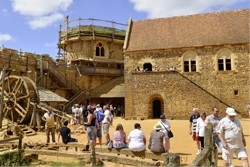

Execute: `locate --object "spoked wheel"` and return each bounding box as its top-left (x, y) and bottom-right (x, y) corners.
top-left (0, 75), bottom-right (38, 124)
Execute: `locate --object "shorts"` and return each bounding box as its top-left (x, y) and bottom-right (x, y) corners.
top-left (86, 126), bottom-right (97, 142)
top-left (192, 133), bottom-right (199, 141)
top-left (97, 128), bottom-right (102, 138)
top-left (103, 123), bottom-right (110, 134)
top-left (222, 147), bottom-right (248, 163)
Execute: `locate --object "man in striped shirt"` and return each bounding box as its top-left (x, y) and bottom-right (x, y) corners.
top-left (189, 108), bottom-right (200, 155)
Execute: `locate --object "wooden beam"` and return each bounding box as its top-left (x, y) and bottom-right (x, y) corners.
top-left (95, 152), bottom-right (161, 166)
top-left (0, 136), bottom-right (20, 144)
top-left (95, 147), bottom-right (164, 161)
top-left (24, 149), bottom-right (90, 159)
top-left (48, 143), bottom-right (89, 150)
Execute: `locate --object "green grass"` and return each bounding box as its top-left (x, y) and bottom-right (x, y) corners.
top-left (39, 161), bottom-right (82, 166)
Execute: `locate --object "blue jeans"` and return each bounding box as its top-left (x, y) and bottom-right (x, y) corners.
top-left (214, 134), bottom-right (222, 152)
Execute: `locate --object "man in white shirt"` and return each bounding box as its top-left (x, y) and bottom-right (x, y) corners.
top-left (42, 107), bottom-right (56, 144)
top-left (217, 107), bottom-right (249, 167)
top-left (205, 107), bottom-right (223, 152)
top-left (102, 105), bottom-right (112, 145)
top-left (72, 104), bottom-right (81, 125)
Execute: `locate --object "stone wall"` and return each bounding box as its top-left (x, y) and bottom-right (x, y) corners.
top-left (124, 44), bottom-right (250, 119)
top-left (65, 39), bottom-right (124, 61)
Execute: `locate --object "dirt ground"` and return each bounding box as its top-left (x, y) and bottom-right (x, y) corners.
top-left (20, 117), bottom-right (250, 166)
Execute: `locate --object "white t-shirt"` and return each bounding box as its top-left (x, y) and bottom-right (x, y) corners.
top-left (102, 109), bottom-right (111, 124)
top-left (128, 129), bottom-right (146, 151)
top-left (216, 116), bottom-right (243, 149)
top-left (158, 120), bottom-right (171, 136)
top-left (196, 117), bottom-right (205, 137)
top-left (73, 107), bottom-right (81, 117)
top-left (43, 112), bottom-right (55, 128)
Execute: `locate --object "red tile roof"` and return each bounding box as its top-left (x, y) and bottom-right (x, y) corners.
top-left (125, 9), bottom-right (250, 52)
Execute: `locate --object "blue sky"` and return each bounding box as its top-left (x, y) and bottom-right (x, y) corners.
top-left (0, 0), bottom-right (249, 59)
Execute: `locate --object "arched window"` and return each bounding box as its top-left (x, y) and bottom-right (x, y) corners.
top-left (216, 49), bottom-right (233, 71)
top-left (143, 63), bottom-right (152, 71)
top-left (182, 51), bottom-right (198, 72)
top-left (96, 43), bottom-right (105, 57)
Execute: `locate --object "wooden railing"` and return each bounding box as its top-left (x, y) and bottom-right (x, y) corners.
top-left (47, 61), bottom-right (81, 94)
top-left (79, 66), bottom-right (123, 76)
top-left (64, 90), bottom-right (85, 112)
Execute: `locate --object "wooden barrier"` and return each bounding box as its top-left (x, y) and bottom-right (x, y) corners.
top-left (22, 142), bottom-right (180, 166)
top-left (188, 123), bottom-right (218, 166)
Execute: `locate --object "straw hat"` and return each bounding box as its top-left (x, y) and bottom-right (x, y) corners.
top-left (153, 123), bottom-right (162, 130)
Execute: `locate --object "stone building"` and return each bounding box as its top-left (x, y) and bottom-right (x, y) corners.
top-left (124, 9), bottom-right (250, 119)
top-left (57, 18), bottom-right (126, 109)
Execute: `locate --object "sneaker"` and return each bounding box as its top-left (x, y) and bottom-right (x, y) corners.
top-left (104, 140), bottom-right (110, 145)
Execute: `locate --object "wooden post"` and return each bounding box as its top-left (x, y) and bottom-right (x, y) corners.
top-left (91, 147), bottom-right (96, 166)
top-left (18, 132), bottom-right (23, 165)
top-left (204, 123), bottom-right (213, 166)
top-left (0, 68), bottom-right (6, 128)
top-left (40, 57), bottom-right (43, 87)
top-left (188, 123), bottom-right (215, 166)
top-left (163, 153), bottom-right (180, 167)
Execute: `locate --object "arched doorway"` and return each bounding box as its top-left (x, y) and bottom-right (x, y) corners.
top-left (143, 63), bottom-right (152, 71)
top-left (152, 99), bottom-right (161, 118)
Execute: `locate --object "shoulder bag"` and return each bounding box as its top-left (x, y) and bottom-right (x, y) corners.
top-left (160, 122), bottom-right (174, 138)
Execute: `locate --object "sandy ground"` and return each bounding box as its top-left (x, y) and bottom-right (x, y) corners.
top-left (19, 117), bottom-right (250, 166)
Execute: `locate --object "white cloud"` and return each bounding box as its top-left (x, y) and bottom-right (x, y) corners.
top-left (29, 13), bottom-right (63, 29)
top-left (130, 0), bottom-right (247, 18)
top-left (11, 0), bottom-right (73, 29)
top-left (0, 33), bottom-right (13, 42)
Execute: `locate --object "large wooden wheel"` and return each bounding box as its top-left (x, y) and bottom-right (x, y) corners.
top-left (0, 75), bottom-right (39, 124)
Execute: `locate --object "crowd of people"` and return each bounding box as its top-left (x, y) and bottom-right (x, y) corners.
top-left (41, 105), bottom-right (249, 167)
top-left (189, 107), bottom-right (249, 167)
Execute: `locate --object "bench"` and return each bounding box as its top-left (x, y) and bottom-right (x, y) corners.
top-left (96, 147), bottom-right (164, 161)
top-left (95, 147), bottom-right (180, 166)
top-left (47, 143), bottom-right (89, 151)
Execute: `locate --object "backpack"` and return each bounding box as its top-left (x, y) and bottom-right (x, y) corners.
top-left (97, 111), bottom-right (104, 122)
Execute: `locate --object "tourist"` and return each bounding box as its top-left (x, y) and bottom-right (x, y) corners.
top-left (128, 123), bottom-right (146, 152)
top-left (113, 124), bottom-right (128, 149)
top-left (158, 114), bottom-right (171, 153)
top-left (58, 120), bottom-right (78, 144)
top-left (196, 112), bottom-right (206, 153)
top-left (148, 123), bottom-right (166, 153)
top-left (72, 104), bottom-right (81, 125)
top-left (84, 108), bottom-right (97, 149)
top-left (102, 105), bottom-right (112, 144)
top-left (216, 107), bottom-right (249, 167)
top-left (189, 108), bottom-right (200, 155)
top-left (42, 107), bottom-right (56, 144)
top-left (94, 104), bottom-right (103, 147)
top-left (205, 107), bottom-right (223, 152)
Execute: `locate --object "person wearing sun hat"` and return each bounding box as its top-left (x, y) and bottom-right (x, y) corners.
top-left (216, 107), bottom-right (249, 167)
top-left (158, 114), bottom-right (171, 153)
top-left (148, 123), bottom-right (166, 153)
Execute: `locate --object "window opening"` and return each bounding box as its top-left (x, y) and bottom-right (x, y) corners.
top-left (96, 43), bottom-right (105, 57)
top-left (218, 59), bottom-right (231, 71)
